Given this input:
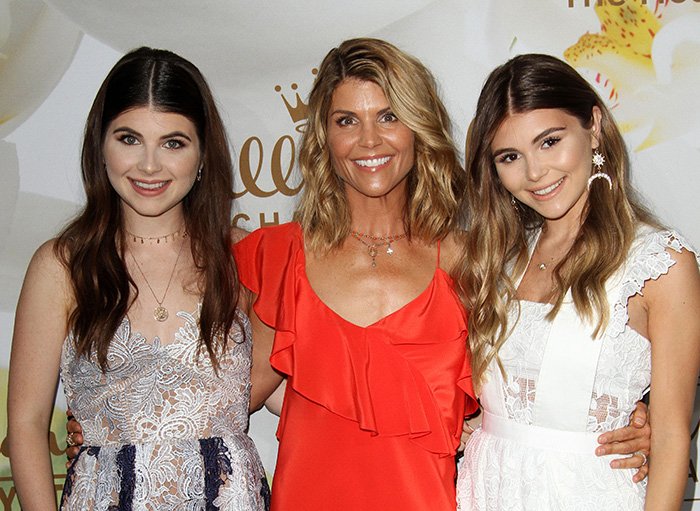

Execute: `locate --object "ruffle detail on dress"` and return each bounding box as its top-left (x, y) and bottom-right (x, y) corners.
top-left (607, 227), bottom-right (700, 338)
top-left (233, 223), bottom-right (478, 456)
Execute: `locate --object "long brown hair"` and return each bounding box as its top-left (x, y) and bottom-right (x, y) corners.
top-left (294, 38), bottom-right (465, 251)
top-left (55, 47), bottom-right (240, 370)
top-left (455, 54), bottom-right (658, 386)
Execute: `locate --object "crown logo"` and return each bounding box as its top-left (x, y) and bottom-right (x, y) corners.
top-left (275, 68), bottom-right (317, 132)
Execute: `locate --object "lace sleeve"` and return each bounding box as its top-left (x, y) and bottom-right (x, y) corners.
top-left (608, 228), bottom-right (700, 338)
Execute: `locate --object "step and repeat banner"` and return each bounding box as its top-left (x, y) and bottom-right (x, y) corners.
top-left (1, 0), bottom-right (699, 508)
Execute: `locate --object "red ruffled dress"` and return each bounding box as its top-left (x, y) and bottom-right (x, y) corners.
top-left (234, 223), bottom-right (478, 510)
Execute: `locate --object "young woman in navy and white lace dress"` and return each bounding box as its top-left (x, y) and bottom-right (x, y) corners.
top-left (455, 54), bottom-right (700, 510)
top-left (7, 47), bottom-right (269, 510)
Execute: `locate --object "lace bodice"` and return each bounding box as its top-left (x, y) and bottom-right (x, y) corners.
top-left (60, 308), bottom-right (252, 445)
top-left (480, 228), bottom-right (697, 433)
top-left (58, 308), bottom-right (269, 510)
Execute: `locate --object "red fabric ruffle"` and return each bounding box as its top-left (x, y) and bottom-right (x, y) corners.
top-left (233, 223), bottom-right (478, 456)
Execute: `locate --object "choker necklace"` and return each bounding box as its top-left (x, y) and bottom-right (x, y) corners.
top-left (350, 230), bottom-right (407, 269)
top-left (129, 233), bottom-right (187, 322)
top-left (125, 227), bottom-right (184, 244)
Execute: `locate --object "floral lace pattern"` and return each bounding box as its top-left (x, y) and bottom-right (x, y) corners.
top-left (457, 228), bottom-right (698, 510)
top-left (59, 309), bottom-right (268, 510)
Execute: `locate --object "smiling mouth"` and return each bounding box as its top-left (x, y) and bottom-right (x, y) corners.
top-left (532, 178), bottom-right (564, 196)
top-left (130, 179), bottom-right (169, 190)
top-left (354, 156), bottom-right (391, 168)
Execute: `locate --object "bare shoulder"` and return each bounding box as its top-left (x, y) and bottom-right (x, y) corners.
top-left (19, 238), bottom-right (73, 317)
top-left (231, 226), bottom-right (251, 244)
top-left (644, 246), bottom-right (700, 306)
top-left (438, 230), bottom-right (467, 273)
top-left (28, 239), bottom-right (70, 285)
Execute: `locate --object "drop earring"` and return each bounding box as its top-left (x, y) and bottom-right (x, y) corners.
top-left (587, 149), bottom-right (612, 190)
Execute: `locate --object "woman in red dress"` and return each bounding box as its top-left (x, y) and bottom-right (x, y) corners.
top-left (235, 38), bottom-right (478, 510)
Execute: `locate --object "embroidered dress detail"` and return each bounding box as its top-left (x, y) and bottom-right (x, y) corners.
top-left (59, 309), bottom-right (268, 511)
top-left (456, 227), bottom-right (699, 511)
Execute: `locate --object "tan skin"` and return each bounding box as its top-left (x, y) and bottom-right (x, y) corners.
top-left (68, 83), bottom-right (653, 483)
top-left (492, 107), bottom-right (700, 507)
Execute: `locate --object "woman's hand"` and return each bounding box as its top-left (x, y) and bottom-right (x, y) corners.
top-left (595, 401), bottom-right (650, 483)
top-left (64, 409), bottom-right (84, 466)
top-left (458, 411), bottom-right (482, 453)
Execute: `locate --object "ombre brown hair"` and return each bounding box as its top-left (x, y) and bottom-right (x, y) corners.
top-left (55, 47), bottom-right (240, 370)
top-left (294, 37), bottom-right (465, 251)
top-left (455, 53), bottom-right (658, 386)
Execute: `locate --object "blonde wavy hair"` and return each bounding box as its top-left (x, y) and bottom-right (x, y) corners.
top-left (454, 54), bottom-right (659, 387)
top-left (294, 38), bottom-right (465, 251)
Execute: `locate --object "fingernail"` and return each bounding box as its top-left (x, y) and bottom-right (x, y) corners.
top-left (598, 434), bottom-right (607, 443)
top-left (610, 460), bottom-right (618, 468)
top-left (596, 447), bottom-right (605, 456)
top-left (634, 417), bottom-right (644, 426)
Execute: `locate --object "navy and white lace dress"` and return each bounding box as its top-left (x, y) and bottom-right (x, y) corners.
top-left (59, 309), bottom-right (270, 511)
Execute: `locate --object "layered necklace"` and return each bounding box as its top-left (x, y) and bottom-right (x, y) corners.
top-left (350, 229), bottom-right (407, 268)
top-left (128, 229), bottom-right (187, 322)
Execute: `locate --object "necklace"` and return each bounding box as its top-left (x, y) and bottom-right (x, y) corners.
top-left (128, 233), bottom-right (187, 321)
top-left (125, 227), bottom-right (184, 244)
top-left (350, 230), bottom-right (407, 268)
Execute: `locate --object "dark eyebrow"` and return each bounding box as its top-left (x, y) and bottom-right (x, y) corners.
top-left (491, 126), bottom-right (566, 159)
top-left (532, 126), bottom-right (565, 144)
top-left (111, 127), bottom-right (192, 142)
top-left (328, 107), bottom-right (393, 118)
top-left (328, 109), bottom-right (354, 117)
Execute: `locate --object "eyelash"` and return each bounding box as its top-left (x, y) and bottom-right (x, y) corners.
top-left (117, 135), bottom-right (186, 149)
top-left (542, 136), bottom-right (561, 148)
top-left (334, 112), bottom-right (398, 127)
top-left (118, 134), bottom-right (139, 145)
top-left (495, 136), bottom-right (562, 164)
top-left (496, 152), bottom-right (518, 164)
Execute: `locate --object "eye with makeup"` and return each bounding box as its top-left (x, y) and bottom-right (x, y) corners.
top-left (379, 111), bottom-right (398, 123)
top-left (163, 138), bottom-right (187, 150)
top-left (117, 133), bottom-right (139, 146)
top-left (494, 151), bottom-right (521, 165)
top-left (333, 115), bottom-right (357, 128)
top-left (541, 136), bottom-right (561, 149)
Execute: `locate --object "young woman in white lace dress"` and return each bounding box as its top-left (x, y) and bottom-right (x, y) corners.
top-left (7, 48), bottom-right (269, 510)
top-left (454, 54), bottom-right (700, 510)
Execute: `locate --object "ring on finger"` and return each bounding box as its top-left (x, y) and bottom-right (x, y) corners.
top-left (66, 433), bottom-right (76, 447)
top-left (634, 451), bottom-right (648, 466)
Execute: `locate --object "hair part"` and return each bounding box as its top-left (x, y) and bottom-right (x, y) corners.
top-left (294, 37), bottom-right (465, 251)
top-left (455, 53), bottom-right (659, 386)
top-left (56, 46), bottom-right (240, 371)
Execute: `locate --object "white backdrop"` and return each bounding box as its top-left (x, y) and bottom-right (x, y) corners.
top-left (1, 0), bottom-right (699, 508)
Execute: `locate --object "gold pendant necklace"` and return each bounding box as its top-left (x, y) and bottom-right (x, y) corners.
top-left (350, 230), bottom-right (407, 268)
top-left (128, 232), bottom-right (187, 321)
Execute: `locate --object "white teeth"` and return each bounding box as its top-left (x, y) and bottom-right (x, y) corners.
top-left (355, 156), bottom-right (390, 167)
top-left (533, 178), bottom-right (563, 196)
top-left (133, 180), bottom-right (167, 190)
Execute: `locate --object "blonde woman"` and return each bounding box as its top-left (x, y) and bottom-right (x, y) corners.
top-left (455, 54), bottom-right (700, 510)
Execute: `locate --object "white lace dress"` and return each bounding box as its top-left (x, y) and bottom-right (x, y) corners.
top-left (456, 227), bottom-right (698, 511)
top-left (59, 309), bottom-right (269, 511)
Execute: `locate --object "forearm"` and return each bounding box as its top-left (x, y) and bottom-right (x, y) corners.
top-left (8, 424), bottom-right (59, 511)
top-left (644, 434), bottom-right (690, 511)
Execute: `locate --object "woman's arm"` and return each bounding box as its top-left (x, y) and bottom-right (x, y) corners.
top-left (644, 248), bottom-right (700, 510)
top-left (7, 241), bottom-right (71, 511)
top-left (248, 302), bottom-right (284, 412)
top-left (238, 282), bottom-right (283, 412)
